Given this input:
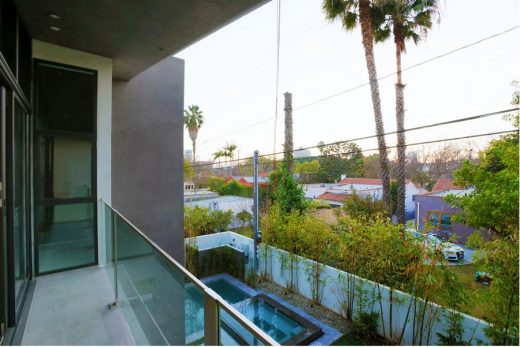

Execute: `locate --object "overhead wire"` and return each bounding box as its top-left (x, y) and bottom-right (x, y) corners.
top-left (198, 26), bottom-right (519, 146)
top-left (191, 129), bottom-right (518, 172)
top-left (190, 107), bottom-right (518, 168)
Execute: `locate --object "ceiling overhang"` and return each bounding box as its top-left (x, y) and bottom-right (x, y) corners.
top-left (15, 0), bottom-right (269, 80)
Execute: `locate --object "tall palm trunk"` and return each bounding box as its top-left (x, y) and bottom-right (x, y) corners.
top-left (395, 27), bottom-right (407, 224)
top-left (359, 0), bottom-right (392, 211)
top-left (284, 92), bottom-right (294, 173)
top-left (189, 129), bottom-right (198, 191)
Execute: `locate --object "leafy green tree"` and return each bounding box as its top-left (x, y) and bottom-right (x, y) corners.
top-left (446, 108), bottom-right (519, 344)
top-left (236, 210), bottom-right (253, 229)
top-left (372, 0), bottom-right (440, 224)
top-left (322, 0), bottom-right (392, 210)
top-left (317, 141), bottom-right (364, 182)
top-left (342, 192), bottom-right (388, 222)
top-left (184, 158), bottom-right (194, 181)
top-left (271, 165), bottom-right (307, 214)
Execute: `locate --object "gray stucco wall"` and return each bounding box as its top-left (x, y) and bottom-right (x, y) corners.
top-left (112, 56), bottom-right (184, 263)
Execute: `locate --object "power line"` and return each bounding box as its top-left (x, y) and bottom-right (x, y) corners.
top-left (191, 107), bottom-right (517, 168)
top-left (191, 129), bottom-right (517, 171)
top-left (198, 26), bottom-right (519, 145)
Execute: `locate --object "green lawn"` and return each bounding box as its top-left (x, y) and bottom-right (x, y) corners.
top-left (442, 264), bottom-right (491, 320)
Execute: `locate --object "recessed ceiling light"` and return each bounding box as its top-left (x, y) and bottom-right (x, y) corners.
top-left (49, 13), bottom-right (61, 20)
top-left (50, 26), bottom-right (61, 31)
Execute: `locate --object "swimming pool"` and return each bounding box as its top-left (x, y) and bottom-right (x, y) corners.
top-left (203, 276), bottom-right (323, 345)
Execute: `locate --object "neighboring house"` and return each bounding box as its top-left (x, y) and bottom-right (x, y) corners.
top-left (0, 0), bottom-right (272, 345)
top-left (302, 183), bottom-right (336, 200)
top-left (415, 179), bottom-right (475, 244)
top-left (184, 180), bottom-right (195, 190)
top-left (338, 177), bottom-right (427, 218)
top-left (225, 173), bottom-right (270, 188)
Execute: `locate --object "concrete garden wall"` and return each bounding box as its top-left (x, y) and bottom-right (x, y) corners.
top-left (187, 231), bottom-right (490, 345)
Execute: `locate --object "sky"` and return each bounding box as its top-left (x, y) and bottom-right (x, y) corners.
top-left (176, 0), bottom-right (520, 162)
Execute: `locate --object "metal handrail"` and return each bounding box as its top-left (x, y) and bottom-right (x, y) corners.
top-left (100, 199), bottom-right (279, 346)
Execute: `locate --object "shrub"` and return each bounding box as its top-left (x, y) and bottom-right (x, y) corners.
top-left (184, 206), bottom-right (233, 235)
top-left (208, 177), bottom-right (226, 192)
top-left (465, 231), bottom-right (485, 249)
top-left (342, 193), bottom-right (388, 222)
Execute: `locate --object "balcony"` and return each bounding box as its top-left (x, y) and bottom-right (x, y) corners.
top-left (19, 201), bottom-right (278, 346)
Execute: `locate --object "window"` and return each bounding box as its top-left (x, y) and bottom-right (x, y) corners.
top-left (427, 210), bottom-right (452, 231)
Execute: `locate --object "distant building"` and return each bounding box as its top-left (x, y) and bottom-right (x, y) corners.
top-left (184, 149), bottom-right (193, 161)
top-left (415, 179), bottom-right (475, 244)
top-left (294, 147), bottom-right (311, 158)
top-left (224, 174), bottom-right (270, 188)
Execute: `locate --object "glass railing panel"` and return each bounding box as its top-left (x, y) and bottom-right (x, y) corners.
top-left (99, 200), bottom-right (278, 346)
top-left (219, 307), bottom-right (264, 346)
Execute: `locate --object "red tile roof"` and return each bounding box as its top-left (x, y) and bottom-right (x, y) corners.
top-left (317, 192), bottom-right (349, 202)
top-left (432, 178), bottom-right (463, 192)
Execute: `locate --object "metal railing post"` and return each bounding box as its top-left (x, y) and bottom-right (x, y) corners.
top-left (253, 150), bottom-right (259, 284)
top-left (203, 292), bottom-right (219, 345)
top-left (109, 210), bottom-right (119, 309)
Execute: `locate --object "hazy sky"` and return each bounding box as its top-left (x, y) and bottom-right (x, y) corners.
top-left (176, 0), bottom-right (519, 162)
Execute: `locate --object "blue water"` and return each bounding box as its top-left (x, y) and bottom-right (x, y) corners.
top-left (206, 278), bottom-right (251, 304)
top-left (184, 278), bottom-right (308, 345)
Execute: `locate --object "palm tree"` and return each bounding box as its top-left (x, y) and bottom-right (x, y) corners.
top-left (322, 0), bottom-right (392, 211)
top-left (223, 143), bottom-right (237, 176)
top-left (213, 150), bottom-right (225, 175)
top-left (372, 0), bottom-right (439, 223)
top-left (184, 105), bottom-right (204, 188)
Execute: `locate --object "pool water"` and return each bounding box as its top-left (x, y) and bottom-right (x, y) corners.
top-left (206, 278), bottom-right (251, 304)
top-left (235, 299), bottom-right (306, 344)
top-left (185, 277), bottom-right (316, 345)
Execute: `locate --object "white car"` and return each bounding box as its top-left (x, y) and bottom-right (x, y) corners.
top-left (405, 229), bottom-right (464, 262)
top-left (426, 233), bottom-right (464, 262)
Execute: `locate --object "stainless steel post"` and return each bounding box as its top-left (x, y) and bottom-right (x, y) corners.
top-left (253, 150), bottom-right (259, 283)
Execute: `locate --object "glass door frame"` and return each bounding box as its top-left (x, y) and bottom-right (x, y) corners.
top-left (2, 86), bottom-right (32, 328)
top-left (33, 59), bottom-right (98, 276)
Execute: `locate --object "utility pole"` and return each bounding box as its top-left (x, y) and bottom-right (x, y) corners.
top-left (284, 92), bottom-right (294, 172)
top-left (253, 150), bottom-right (260, 285)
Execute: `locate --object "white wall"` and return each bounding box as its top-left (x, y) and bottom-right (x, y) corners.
top-left (189, 232), bottom-right (491, 346)
top-left (32, 40), bottom-right (113, 264)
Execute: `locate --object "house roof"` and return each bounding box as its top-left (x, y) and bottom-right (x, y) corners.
top-left (316, 192), bottom-right (349, 203)
top-left (432, 178), bottom-right (463, 192)
top-left (338, 177), bottom-right (422, 188)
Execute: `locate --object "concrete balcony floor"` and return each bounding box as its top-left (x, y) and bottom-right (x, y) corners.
top-left (22, 266), bottom-right (135, 345)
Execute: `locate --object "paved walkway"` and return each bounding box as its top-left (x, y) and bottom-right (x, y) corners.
top-left (22, 266), bottom-right (135, 345)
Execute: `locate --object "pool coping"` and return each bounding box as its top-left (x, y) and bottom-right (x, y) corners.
top-left (202, 273), bottom-right (342, 346)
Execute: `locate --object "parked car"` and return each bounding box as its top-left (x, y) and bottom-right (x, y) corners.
top-left (405, 229), bottom-right (464, 262)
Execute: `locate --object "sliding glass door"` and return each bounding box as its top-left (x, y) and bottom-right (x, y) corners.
top-left (34, 60), bottom-right (97, 275)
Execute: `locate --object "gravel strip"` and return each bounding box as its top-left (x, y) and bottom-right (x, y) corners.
top-left (256, 279), bottom-right (352, 335)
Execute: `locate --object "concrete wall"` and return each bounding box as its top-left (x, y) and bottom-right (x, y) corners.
top-left (189, 232), bottom-right (491, 346)
top-left (415, 195), bottom-right (475, 244)
top-left (112, 57), bottom-right (185, 262)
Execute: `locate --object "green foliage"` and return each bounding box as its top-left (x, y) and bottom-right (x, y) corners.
top-left (271, 165), bottom-right (307, 214)
top-left (295, 159), bottom-right (320, 174)
top-left (465, 231), bottom-right (485, 250)
top-left (184, 159), bottom-right (194, 180)
top-left (184, 206), bottom-right (233, 236)
top-left (207, 177), bottom-right (253, 197)
top-left (436, 269), bottom-right (469, 345)
top-left (236, 210), bottom-right (253, 229)
top-left (183, 105), bottom-right (204, 130)
top-left (478, 238), bottom-right (519, 345)
top-left (317, 141), bottom-right (364, 182)
top-left (341, 193), bottom-right (388, 222)
top-left (446, 133), bottom-right (518, 237)
top-left (353, 312), bottom-right (379, 341)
